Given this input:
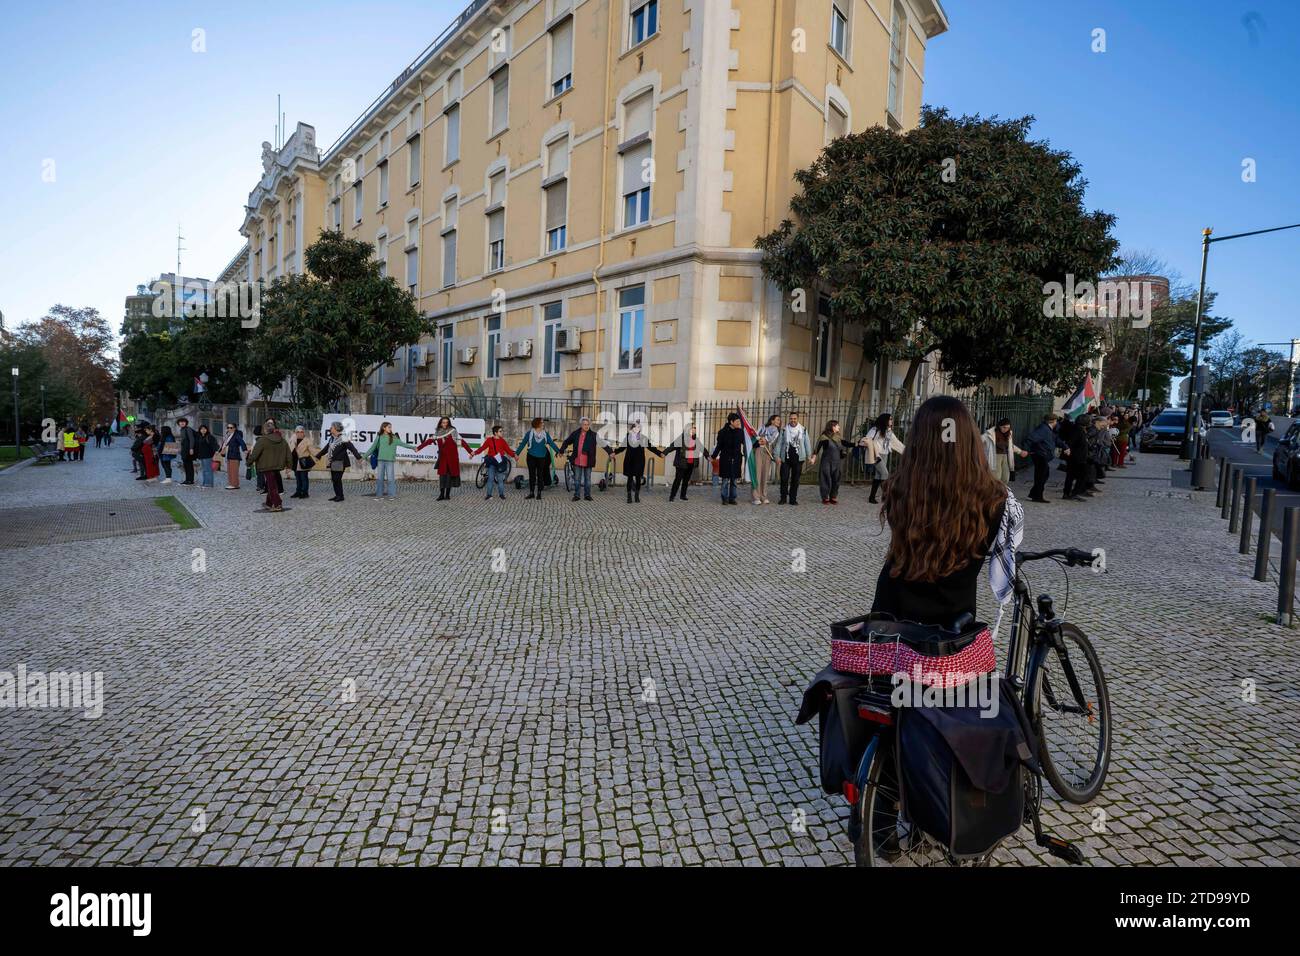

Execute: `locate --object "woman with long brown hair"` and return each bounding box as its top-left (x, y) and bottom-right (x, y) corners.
top-left (872, 395), bottom-right (1023, 628)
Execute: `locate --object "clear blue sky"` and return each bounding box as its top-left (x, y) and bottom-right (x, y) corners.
top-left (2, 0), bottom-right (1296, 350)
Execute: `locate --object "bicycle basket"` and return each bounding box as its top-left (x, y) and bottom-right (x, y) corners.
top-left (830, 613), bottom-right (995, 688)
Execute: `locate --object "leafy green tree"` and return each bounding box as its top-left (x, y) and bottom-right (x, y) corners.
top-left (757, 107), bottom-right (1119, 423)
top-left (256, 230), bottom-right (430, 411)
top-left (16, 305), bottom-right (118, 422)
top-left (1, 340), bottom-right (84, 439)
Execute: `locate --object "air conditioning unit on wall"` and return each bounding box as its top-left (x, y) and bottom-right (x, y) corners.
top-left (514, 338), bottom-right (533, 358)
top-left (498, 341), bottom-right (516, 360)
top-left (555, 325), bottom-right (582, 353)
top-left (457, 346), bottom-right (478, 365)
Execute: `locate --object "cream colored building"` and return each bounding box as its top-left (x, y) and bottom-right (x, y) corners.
top-left (232, 0), bottom-right (949, 409)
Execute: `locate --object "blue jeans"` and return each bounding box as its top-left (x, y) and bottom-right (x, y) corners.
top-left (200, 460), bottom-right (214, 486)
top-left (573, 465), bottom-right (591, 496)
top-left (376, 459), bottom-right (396, 497)
top-left (486, 460), bottom-right (507, 497)
top-left (721, 477), bottom-right (738, 502)
top-left (295, 470), bottom-right (310, 496)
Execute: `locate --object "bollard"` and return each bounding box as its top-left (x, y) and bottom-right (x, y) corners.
top-left (1255, 488), bottom-right (1276, 582)
top-left (1216, 456), bottom-right (1229, 508)
top-left (1239, 477), bottom-right (1256, 554)
top-left (1278, 507), bottom-right (1300, 626)
top-left (1228, 469), bottom-right (1243, 533)
top-left (1221, 467), bottom-right (1238, 519)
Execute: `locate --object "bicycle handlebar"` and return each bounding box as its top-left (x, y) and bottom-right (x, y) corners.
top-left (1016, 547), bottom-right (1096, 568)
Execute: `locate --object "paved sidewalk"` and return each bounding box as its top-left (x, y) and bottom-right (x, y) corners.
top-left (0, 443), bottom-right (1295, 865)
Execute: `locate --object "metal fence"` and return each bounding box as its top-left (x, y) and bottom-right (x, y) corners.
top-left (690, 391), bottom-right (1056, 485)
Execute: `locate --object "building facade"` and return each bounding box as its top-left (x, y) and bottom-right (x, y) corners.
top-left (230, 0), bottom-right (949, 410)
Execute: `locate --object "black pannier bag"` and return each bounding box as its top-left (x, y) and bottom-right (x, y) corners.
top-left (895, 677), bottom-right (1040, 858)
top-left (797, 665), bottom-right (875, 795)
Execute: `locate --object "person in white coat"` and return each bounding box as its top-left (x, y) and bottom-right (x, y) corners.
top-left (864, 412), bottom-right (905, 503)
top-left (982, 417), bottom-right (1029, 485)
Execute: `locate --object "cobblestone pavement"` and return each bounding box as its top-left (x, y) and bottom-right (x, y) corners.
top-left (0, 443), bottom-right (1296, 866)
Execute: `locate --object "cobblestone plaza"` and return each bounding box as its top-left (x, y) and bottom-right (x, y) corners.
top-left (1, 445), bottom-right (1296, 866)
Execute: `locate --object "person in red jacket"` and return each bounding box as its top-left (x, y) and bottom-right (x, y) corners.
top-left (416, 417), bottom-right (475, 500)
top-left (470, 424), bottom-right (517, 500)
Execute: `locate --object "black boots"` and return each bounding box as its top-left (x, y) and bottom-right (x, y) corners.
top-left (869, 479), bottom-right (881, 503)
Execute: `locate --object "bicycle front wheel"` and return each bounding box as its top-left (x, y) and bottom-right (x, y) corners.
top-left (1032, 623), bottom-right (1111, 804)
top-left (564, 463), bottom-right (573, 492)
top-left (475, 461), bottom-right (488, 489)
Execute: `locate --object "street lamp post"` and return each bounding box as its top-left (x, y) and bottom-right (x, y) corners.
top-left (1181, 229), bottom-right (1211, 459)
top-left (1182, 221), bottom-right (1300, 462)
top-left (39, 383), bottom-right (46, 425)
top-left (10, 367), bottom-right (19, 462)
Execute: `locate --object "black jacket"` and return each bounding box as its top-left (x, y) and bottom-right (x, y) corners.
top-left (558, 428), bottom-right (599, 465)
top-left (712, 425), bottom-right (745, 479)
top-left (194, 433), bottom-right (218, 458)
top-left (1025, 422), bottom-right (1065, 460)
top-left (178, 426), bottom-right (197, 456)
top-left (663, 434), bottom-right (709, 470)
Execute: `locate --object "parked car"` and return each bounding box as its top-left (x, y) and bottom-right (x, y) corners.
top-left (1209, 410), bottom-right (1234, 428)
top-left (1273, 422), bottom-right (1300, 488)
top-left (1139, 409), bottom-right (1203, 453)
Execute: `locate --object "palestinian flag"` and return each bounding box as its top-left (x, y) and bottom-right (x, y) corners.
top-left (736, 404), bottom-right (758, 486)
top-left (1063, 372), bottom-right (1097, 421)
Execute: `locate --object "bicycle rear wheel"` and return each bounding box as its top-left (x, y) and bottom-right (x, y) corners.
top-left (854, 736), bottom-right (991, 867)
top-left (564, 462), bottom-right (574, 492)
top-left (475, 461), bottom-right (488, 489)
top-left (1032, 623), bottom-right (1111, 804)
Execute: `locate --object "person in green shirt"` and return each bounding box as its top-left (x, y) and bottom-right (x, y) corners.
top-left (365, 421), bottom-right (416, 500)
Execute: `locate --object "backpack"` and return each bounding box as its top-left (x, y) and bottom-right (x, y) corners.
top-left (895, 677), bottom-right (1039, 859)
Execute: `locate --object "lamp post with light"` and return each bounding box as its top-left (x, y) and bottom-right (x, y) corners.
top-left (10, 366), bottom-right (19, 462)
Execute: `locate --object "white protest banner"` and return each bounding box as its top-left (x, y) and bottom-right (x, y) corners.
top-left (319, 414), bottom-right (486, 464)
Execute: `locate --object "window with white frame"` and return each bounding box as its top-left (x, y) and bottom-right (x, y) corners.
top-left (620, 90), bottom-right (653, 228)
top-left (331, 174), bottom-right (342, 229)
top-left (830, 1), bottom-right (849, 59)
top-left (827, 101), bottom-right (848, 141)
top-left (542, 301), bottom-right (563, 376)
top-left (405, 248), bottom-right (418, 294)
top-left (486, 314), bottom-right (502, 379)
top-left (352, 155), bottom-right (364, 223)
top-left (815, 296), bottom-right (833, 381)
top-left (544, 137), bottom-right (569, 253)
top-left (378, 156), bottom-right (390, 208)
top-left (407, 105), bottom-right (422, 187)
top-left (888, 3), bottom-right (906, 119)
top-left (486, 171), bottom-right (505, 272)
top-left (444, 103), bottom-right (460, 165)
top-left (375, 231), bottom-right (388, 278)
top-left (441, 195), bottom-right (457, 287)
top-left (617, 285), bottom-right (645, 372)
top-left (629, 0), bottom-right (658, 48)
top-left (490, 66), bottom-right (509, 136)
top-left (406, 216), bottom-right (419, 250)
top-left (550, 16), bottom-right (573, 97)
top-left (873, 354), bottom-right (889, 393)
top-left (439, 323), bottom-right (454, 387)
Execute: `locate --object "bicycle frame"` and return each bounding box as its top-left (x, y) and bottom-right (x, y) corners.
top-left (1005, 573), bottom-right (1093, 724)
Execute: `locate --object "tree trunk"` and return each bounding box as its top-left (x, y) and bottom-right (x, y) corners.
top-left (893, 355), bottom-right (925, 411)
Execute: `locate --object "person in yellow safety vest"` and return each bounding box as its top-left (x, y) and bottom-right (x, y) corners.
top-left (61, 429), bottom-right (77, 462)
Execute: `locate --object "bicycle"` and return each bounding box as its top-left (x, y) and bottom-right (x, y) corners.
top-left (475, 456), bottom-right (513, 490)
top-left (847, 547), bottom-right (1109, 867)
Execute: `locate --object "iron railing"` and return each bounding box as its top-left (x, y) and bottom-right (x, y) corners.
top-left (689, 391), bottom-right (1056, 485)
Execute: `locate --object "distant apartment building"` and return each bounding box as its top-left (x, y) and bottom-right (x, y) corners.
top-left (121, 273), bottom-right (215, 336)
top-left (227, 0), bottom-right (949, 409)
